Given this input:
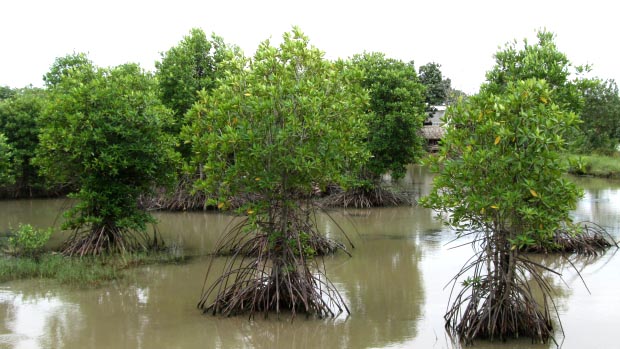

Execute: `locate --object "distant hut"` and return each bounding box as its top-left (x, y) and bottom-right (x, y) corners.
top-left (420, 125), bottom-right (445, 152)
top-left (421, 105), bottom-right (446, 152)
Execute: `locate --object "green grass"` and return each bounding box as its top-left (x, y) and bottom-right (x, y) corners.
top-left (564, 153), bottom-right (620, 178)
top-left (0, 250), bottom-right (187, 286)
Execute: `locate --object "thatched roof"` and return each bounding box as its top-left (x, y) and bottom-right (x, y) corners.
top-left (420, 125), bottom-right (445, 140)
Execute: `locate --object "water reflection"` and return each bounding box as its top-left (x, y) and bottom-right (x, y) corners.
top-left (0, 168), bottom-right (618, 348)
top-left (151, 211), bottom-right (239, 255)
top-left (571, 176), bottom-right (620, 234)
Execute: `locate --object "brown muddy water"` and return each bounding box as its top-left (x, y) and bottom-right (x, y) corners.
top-left (1, 166), bottom-right (619, 349)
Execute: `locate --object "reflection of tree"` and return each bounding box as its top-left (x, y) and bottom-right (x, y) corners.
top-left (330, 239), bottom-right (423, 348)
top-left (396, 164), bottom-right (436, 200)
top-left (320, 206), bottom-right (445, 253)
top-left (26, 262), bottom-right (221, 349)
top-left (152, 211), bottom-right (239, 256)
top-left (204, 237), bottom-right (425, 349)
top-left (571, 176), bottom-right (620, 235)
top-left (0, 199), bottom-right (69, 240)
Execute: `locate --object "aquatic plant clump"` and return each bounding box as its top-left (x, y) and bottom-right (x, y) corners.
top-left (198, 203), bottom-right (349, 318)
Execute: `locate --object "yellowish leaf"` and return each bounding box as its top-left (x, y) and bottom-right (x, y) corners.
top-left (490, 205), bottom-right (499, 209)
top-left (255, 177), bottom-right (261, 181)
top-left (540, 96), bottom-right (548, 104)
top-left (480, 207), bottom-right (485, 214)
top-left (494, 136), bottom-right (501, 145)
top-left (530, 189), bottom-right (538, 197)
top-left (247, 209), bottom-right (255, 215)
top-left (217, 202), bottom-right (225, 209)
top-left (244, 93), bottom-right (251, 96)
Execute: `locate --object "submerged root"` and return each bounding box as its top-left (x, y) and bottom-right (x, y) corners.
top-left (322, 185), bottom-right (413, 208)
top-left (523, 222), bottom-right (617, 256)
top-left (62, 225), bottom-right (163, 257)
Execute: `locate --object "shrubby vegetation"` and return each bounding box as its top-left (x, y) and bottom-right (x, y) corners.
top-left (422, 79), bottom-right (583, 343)
top-left (34, 53), bottom-right (179, 256)
top-left (5, 224), bottom-right (52, 258)
top-left (187, 27), bottom-right (368, 317)
top-left (420, 29), bottom-right (616, 344)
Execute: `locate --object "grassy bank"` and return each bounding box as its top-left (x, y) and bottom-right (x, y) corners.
top-left (0, 250), bottom-right (187, 286)
top-left (564, 153), bottom-right (620, 179)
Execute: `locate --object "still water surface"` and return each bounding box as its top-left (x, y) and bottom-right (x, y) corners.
top-left (1, 166), bottom-right (619, 349)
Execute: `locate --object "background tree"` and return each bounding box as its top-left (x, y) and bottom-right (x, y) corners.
top-left (0, 87), bottom-right (48, 197)
top-left (324, 53), bottom-right (425, 207)
top-left (0, 86), bottom-right (15, 101)
top-left (150, 28), bottom-right (239, 210)
top-left (156, 28), bottom-right (238, 130)
top-left (353, 53), bottom-right (426, 180)
top-left (186, 28), bottom-right (369, 317)
top-left (0, 133), bottom-right (14, 186)
top-left (36, 53), bottom-right (178, 256)
top-left (421, 79), bottom-right (583, 343)
top-left (445, 86), bottom-right (468, 106)
top-left (578, 78), bottom-right (620, 153)
top-left (418, 62), bottom-right (451, 106)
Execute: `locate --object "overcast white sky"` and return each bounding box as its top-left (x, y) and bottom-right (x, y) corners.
top-left (1, 0), bottom-right (618, 94)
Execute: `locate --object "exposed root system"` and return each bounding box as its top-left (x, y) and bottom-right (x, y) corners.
top-left (523, 222), bottom-right (617, 256)
top-left (213, 213), bottom-right (347, 258)
top-left (62, 225), bottom-right (163, 257)
top-left (445, 229), bottom-right (557, 345)
top-left (138, 174), bottom-right (209, 211)
top-left (198, 202), bottom-right (349, 318)
top-left (322, 185), bottom-right (413, 208)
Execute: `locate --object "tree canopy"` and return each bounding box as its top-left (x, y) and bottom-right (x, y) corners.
top-left (184, 28), bottom-right (369, 206)
top-left (423, 79), bottom-right (582, 240)
top-left (484, 30), bottom-right (587, 115)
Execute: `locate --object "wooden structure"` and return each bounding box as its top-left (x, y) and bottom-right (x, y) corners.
top-left (420, 125), bottom-right (445, 152)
